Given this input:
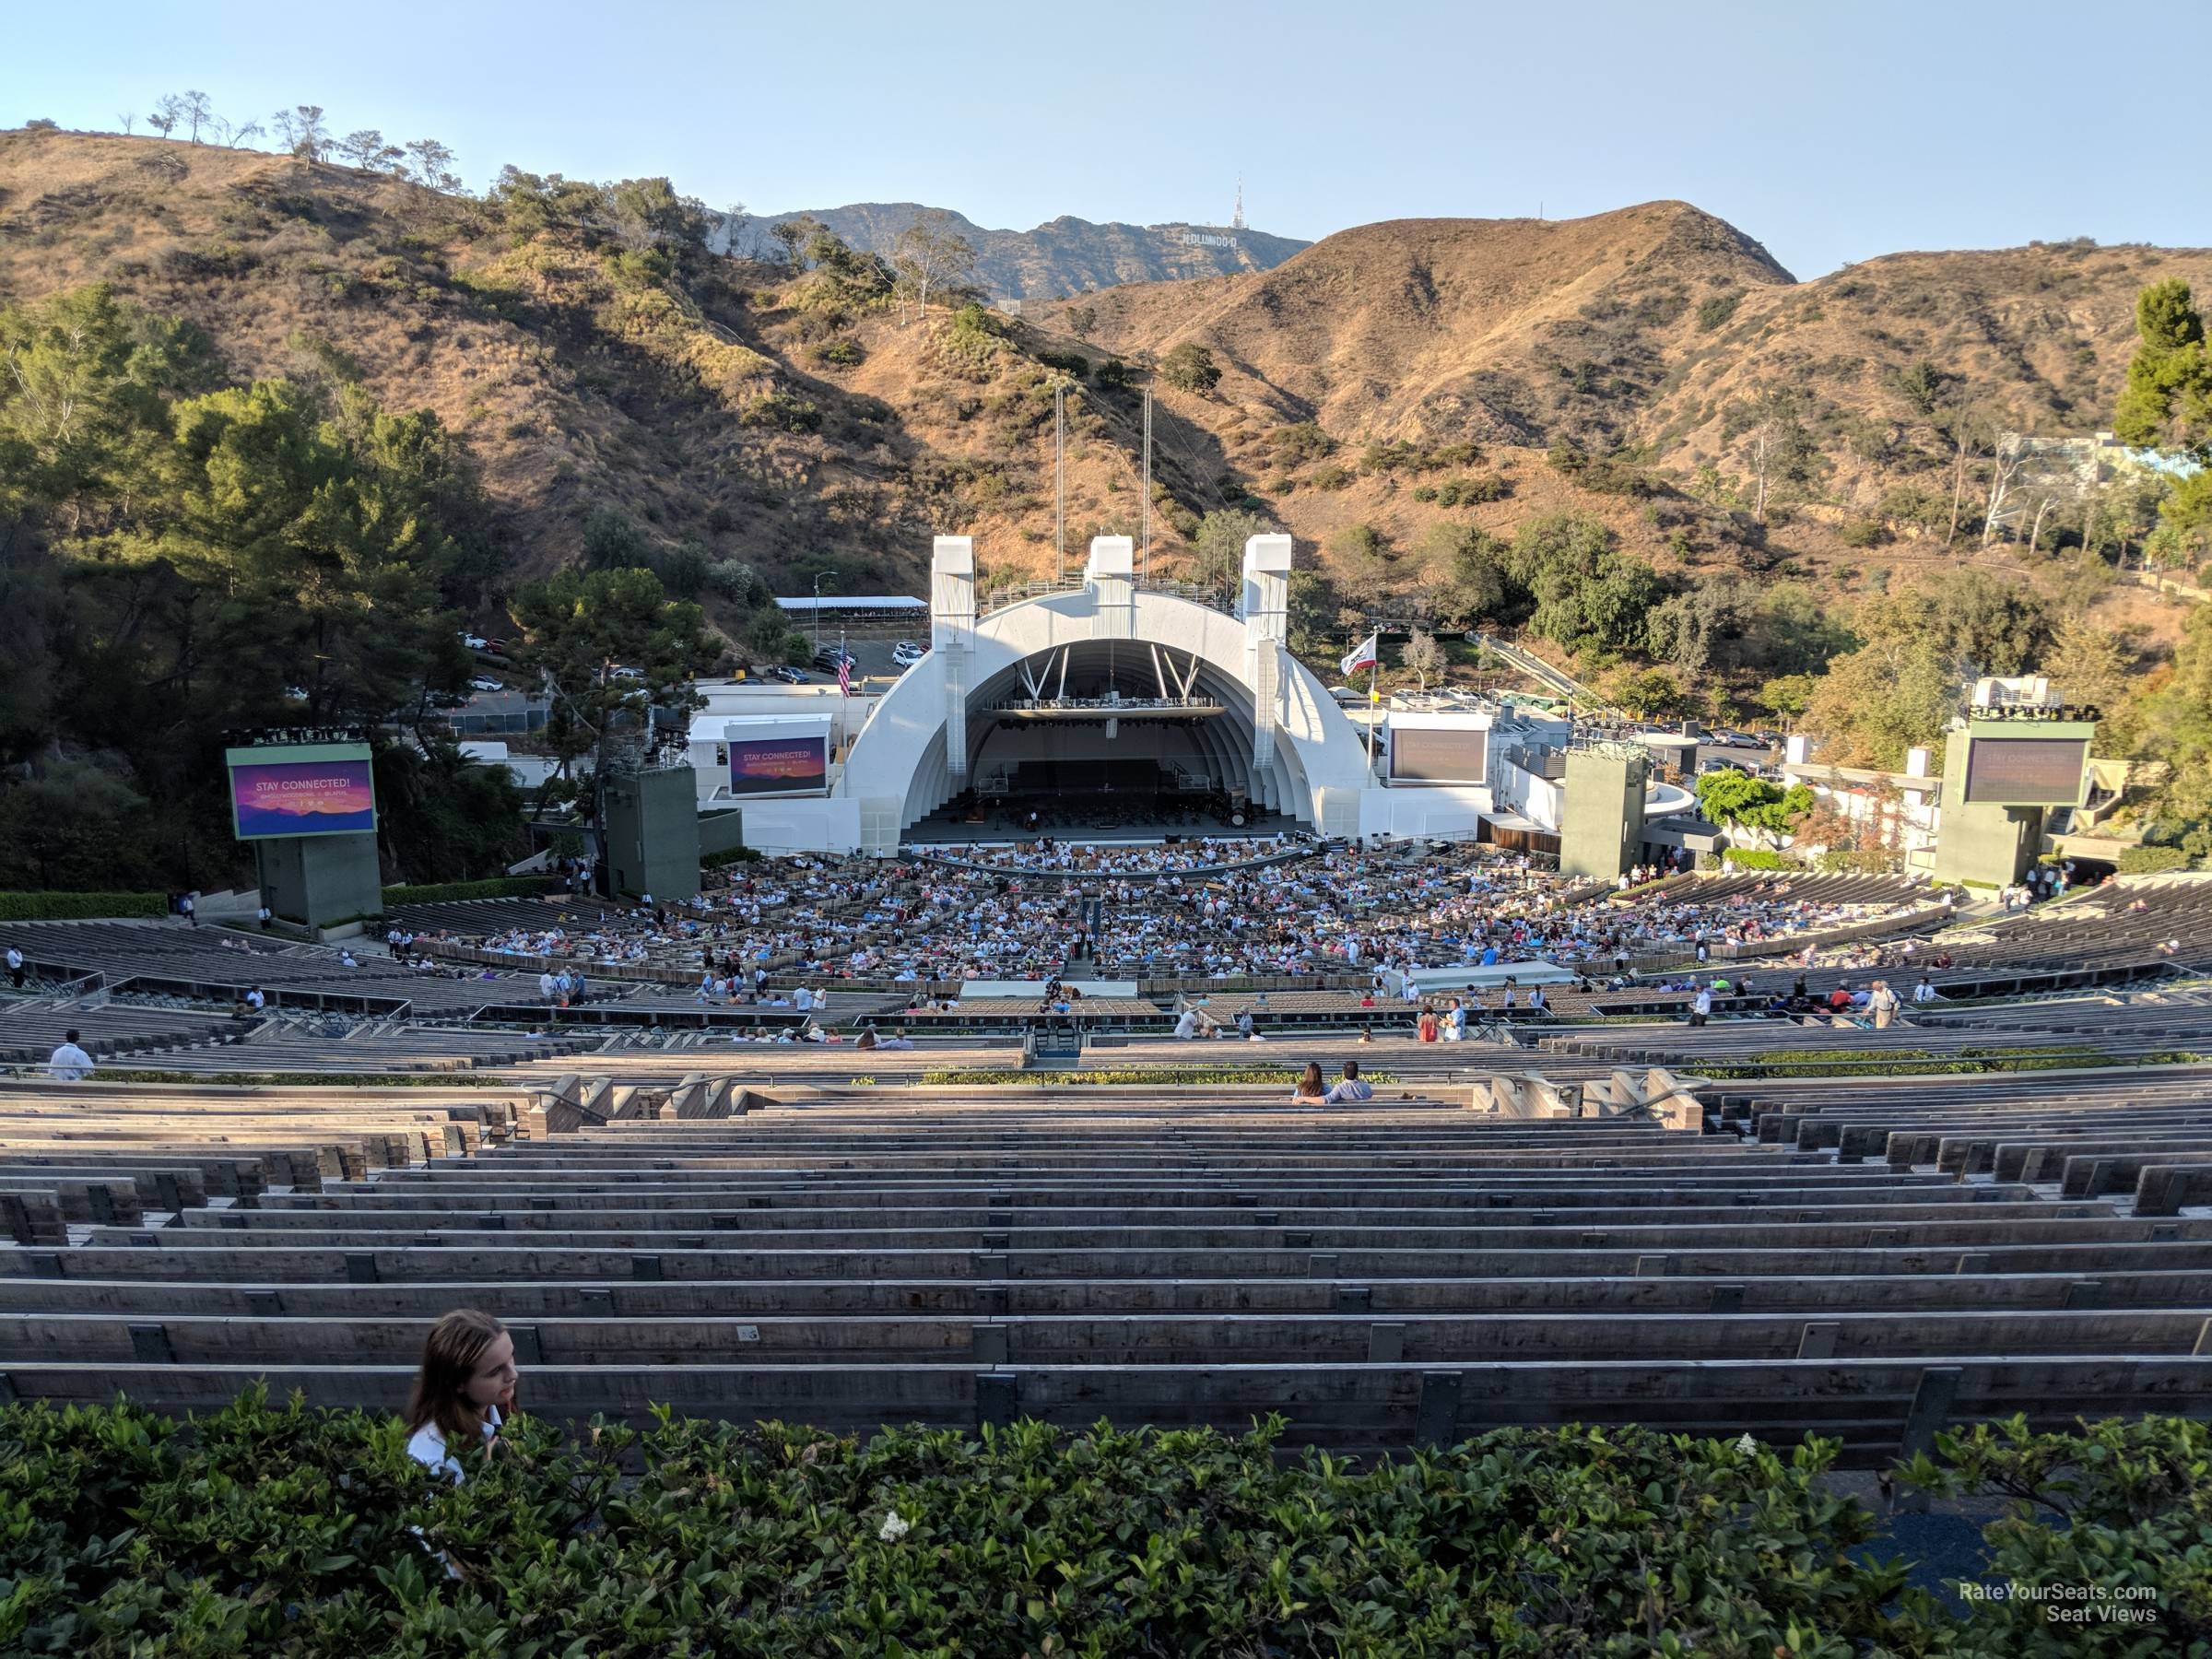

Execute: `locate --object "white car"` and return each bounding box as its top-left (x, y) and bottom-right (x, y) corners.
top-left (608, 665), bottom-right (644, 682)
top-left (891, 641), bottom-right (926, 666)
top-left (1326, 684), bottom-right (1360, 703)
top-left (470, 677), bottom-right (503, 692)
top-left (459, 631), bottom-right (488, 651)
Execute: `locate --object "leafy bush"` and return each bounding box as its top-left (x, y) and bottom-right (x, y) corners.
top-left (1412, 484), bottom-right (1440, 502)
top-left (702, 844), bottom-right (763, 869)
top-left (1269, 421), bottom-right (1335, 463)
top-left (1720, 847), bottom-right (1792, 870)
top-left (922, 1067), bottom-right (1400, 1087)
top-left (1092, 358), bottom-right (1133, 390)
top-left (1697, 291), bottom-right (1744, 331)
top-left (1158, 342), bottom-right (1220, 394)
top-left (1839, 519), bottom-right (1893, 547)
top-left (381, 876), bottom-right (564, 907)
top-left (6, 1394), bottom-right (2207, 1655)
top-left (1310, 462), bottom-right (1355, 491)
top-left (737, 390), bottom-right (823, 432)
top-left (0, 890), bottom-right (167, 921)
top-left (810, 337), bottom-right (863, 368)
top-left (1437, 473), bottom-right (1510, 506)
top-left (2119, 844), bottom-right (2194, 874)
top-left (1814, 848), bottom-right (1898, 875)
top-left (1033, 349), bottom-right (1087, 378)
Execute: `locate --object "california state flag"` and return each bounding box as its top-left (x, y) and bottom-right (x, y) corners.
top-left (1340, 632), bottom-right (1380, 677)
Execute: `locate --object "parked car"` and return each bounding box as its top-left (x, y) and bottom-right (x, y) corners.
top-left (891, 641), bottom-right (926, 666)
top-left (770, 665), bottom-right (807, 684)
top-left (1325, 684), bottom-right (1359, 703)
top-left (480, 638), bottom-right (509, 656)
top-left (469, 677), bottom-right (503, 692)
top-left (607, 665), bottom-right (644, 682)
top-left (1713, 729), bottom-right (1768, 749)
top-left (812, 648), bottom-right (855, 670)
top-left (458, 631), bottom-right (488, 651)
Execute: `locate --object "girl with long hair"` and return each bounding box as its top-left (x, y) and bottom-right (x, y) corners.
top-left (405, 1309), bottom-right (518, 1482)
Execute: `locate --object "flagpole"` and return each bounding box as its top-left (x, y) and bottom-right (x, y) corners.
top-left (1366, 653), bottom-right (1379, 780)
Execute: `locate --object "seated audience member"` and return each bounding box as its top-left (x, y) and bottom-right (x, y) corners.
top-left (47, 1030), bottom-right (94, 1081)
top-left (1324, 1060), bottom-right (1374, 1104)
top-left (405, 1310), bottom-right (518, 1483)
top-left (1291, 1061), bottom-right (1328, 1103)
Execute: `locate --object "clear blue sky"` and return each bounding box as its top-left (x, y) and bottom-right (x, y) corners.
top-left (5, 0), bottom-right (2205, 278)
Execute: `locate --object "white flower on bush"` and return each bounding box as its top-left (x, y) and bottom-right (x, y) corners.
top-left (1735, 1432), bottom-right (1758, 1455)
top-left (878, 1509), bottom-right (912, 1542)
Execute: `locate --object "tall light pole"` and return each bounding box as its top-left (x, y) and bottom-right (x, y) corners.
top-left (811, 573), bottom-right (828, 655)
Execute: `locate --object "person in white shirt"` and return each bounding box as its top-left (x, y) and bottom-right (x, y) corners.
top-left (1324, 1060), bottom-right (1373, 1104)
top-left (5, 946), bottom-right (23, 990)
top-left (538, 971), bottom-right (558, 1005)
top-left (1912, 975), bottom-right (1937, 1005)
top-left (1688, 985), bottom-right (1714, 1028)
top-left (1172, 1006), bottom-right (1200, 1040)
top-left (405, 1310), bottom-right (518, 1484)
top-left (47, 1030), bottom-right (94, 1081)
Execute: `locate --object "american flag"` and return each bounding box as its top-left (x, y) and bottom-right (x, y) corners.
top-left (837, 654), bottom-right (851, 696)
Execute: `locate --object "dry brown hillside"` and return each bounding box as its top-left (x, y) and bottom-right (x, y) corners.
top-left (6, 128), bottom-right (2205, 621)
top-left (1041, 206), bottom-right (1794, 442)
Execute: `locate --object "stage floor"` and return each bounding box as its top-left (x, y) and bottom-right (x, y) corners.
top-left (904, 808), bottom-right (1301, 848)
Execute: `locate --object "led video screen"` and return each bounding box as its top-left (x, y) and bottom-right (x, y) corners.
top-left (226, 743), bottom-right (378, 840)
top-left (1388, 726), bottom-right (1489, 785)
top-left (1962, 736), bottom-right (2088, 806)
top-left (727, 735), bottom-right (828, 796)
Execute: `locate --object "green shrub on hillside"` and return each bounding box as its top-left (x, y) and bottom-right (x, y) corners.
top-left (737, 390), bottom-right (823, 432)
top-left (1158, 342), bottom-right (1220, 394)
top-left (1697, 291), bottom-right (1744, 331)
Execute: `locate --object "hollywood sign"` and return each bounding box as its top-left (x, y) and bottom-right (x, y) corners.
top-left (1179, 231), bottom-right (1238, 250)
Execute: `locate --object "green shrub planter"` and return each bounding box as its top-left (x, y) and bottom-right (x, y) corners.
top-left (381, 877), bottom-right (566, 907)
top-left (0, 890), bottom-right (167, 921)
top-left (922, 1067), bottom-right (1402, 1088)
top-left (1, 1394), bottom-right (2203, 1655)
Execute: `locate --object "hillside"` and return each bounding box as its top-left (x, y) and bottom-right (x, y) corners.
top-left (5, 127), bottom-right (2206, 635)
top-left (743, 203), bottom-right (1310, 301)
top-left (1038, 205), bottom-right (2212, 552)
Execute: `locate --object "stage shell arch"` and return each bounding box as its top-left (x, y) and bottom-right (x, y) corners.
top-left (839, 535), bottom-right (1379, 849)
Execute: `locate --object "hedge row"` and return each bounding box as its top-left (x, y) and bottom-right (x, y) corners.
top-left (1718, 848), bottom-right (1792, 870)
top-left (2118, 845), bottom-right (2195, 874)
top-left (0, 890), bottom-right (168, 921)
top-left (702, 844), bottom-right (763, 869)
top-left (3, 1396), bottom-right (2204, 1655)
top-left (379, 876), bottom-right (565, 907)
top-left (922, 1067), bottom-right (1402, 1087)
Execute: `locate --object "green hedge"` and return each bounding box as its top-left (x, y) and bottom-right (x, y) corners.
top-left (702, 844), bottom-right (763, 869)
top-left (923, 1067), bottom-right (1401, 1087)
top-left (1718, 848), bottom-right (1791, 870)
top-left (2119, 845), bottom-right (2194, 874)
top-left (2, 1394), bottom-right (2204, 1655)
top-left (380, 876), bottom-right (564, 907)
top-left (0, 890), bottom-right (168, 922)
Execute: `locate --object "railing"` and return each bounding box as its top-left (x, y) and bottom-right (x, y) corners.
top-left (978, 576), bottom-right (1236, 617)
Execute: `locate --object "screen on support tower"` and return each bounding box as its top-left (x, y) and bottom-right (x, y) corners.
top-left (225, 743), bottom-right (378, 840)
top-left (1961, 736), bottom-right (2088, 806)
